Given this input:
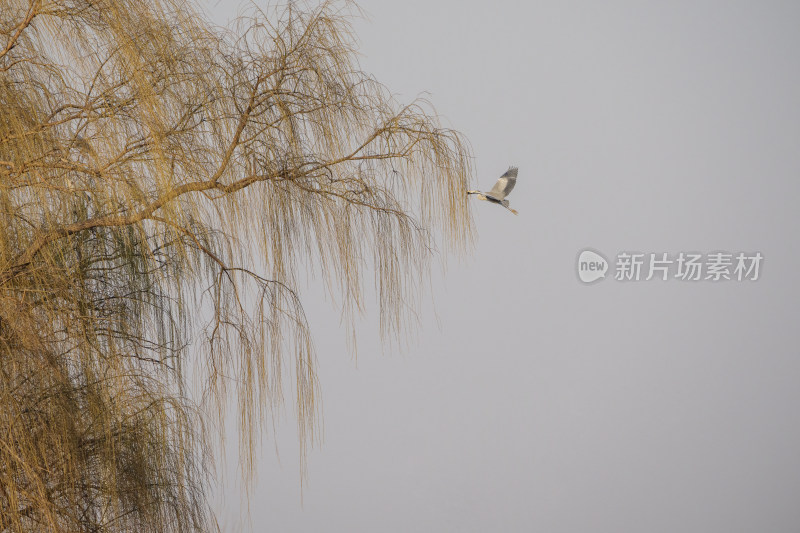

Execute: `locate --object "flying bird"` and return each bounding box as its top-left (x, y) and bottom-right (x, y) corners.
top-left (467, 166), bottom-right (519, 215)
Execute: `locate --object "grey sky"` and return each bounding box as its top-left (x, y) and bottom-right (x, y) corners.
top-left (204, 1), bottom-right (800, 531)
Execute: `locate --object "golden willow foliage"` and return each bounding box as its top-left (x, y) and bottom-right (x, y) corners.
top-left (0, 0), bottom-right (474, 531)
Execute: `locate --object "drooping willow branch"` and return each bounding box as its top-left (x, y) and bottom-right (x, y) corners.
top-left (0, 1), bottom-right (475, 531)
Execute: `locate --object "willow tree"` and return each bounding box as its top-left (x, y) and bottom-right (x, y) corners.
top-left (0, 0), bottom-right (473, 531)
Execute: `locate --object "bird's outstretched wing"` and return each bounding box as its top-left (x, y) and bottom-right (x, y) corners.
top-left (487, 166), bottom-right (518, 200)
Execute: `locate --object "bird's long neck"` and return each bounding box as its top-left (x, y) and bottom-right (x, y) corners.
top-left (466, 190), bottom-right (482, 195)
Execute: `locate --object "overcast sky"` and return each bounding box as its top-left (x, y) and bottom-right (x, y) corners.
top-left (203, 1), bottom-right (800, 531)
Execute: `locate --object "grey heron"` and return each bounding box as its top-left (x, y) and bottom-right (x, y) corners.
top-left (467, 166), bottom-right (519, 215)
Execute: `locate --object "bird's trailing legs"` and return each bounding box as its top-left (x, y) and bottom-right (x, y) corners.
top-left (466, 190), bottom-right (518, 215)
